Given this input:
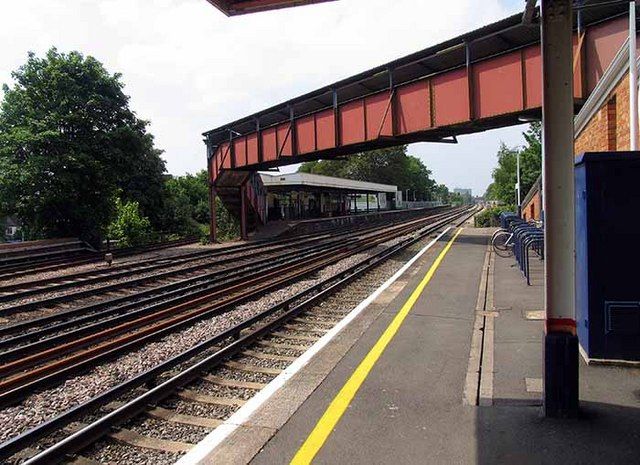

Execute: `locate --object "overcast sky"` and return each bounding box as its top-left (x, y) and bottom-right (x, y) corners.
top-left (1, 0), bottom-right (528, 196)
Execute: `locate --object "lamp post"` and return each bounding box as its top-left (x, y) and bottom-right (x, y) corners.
top-left (516, 150), bottom-right (522, 216)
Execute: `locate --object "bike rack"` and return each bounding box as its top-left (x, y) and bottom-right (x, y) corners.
top-left (497, 212), bottom-right (544, 285)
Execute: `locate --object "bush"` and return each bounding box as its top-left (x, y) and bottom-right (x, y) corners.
top-left (107, 198), bottom-right (153, 247)
top-left (474, 206), bottom-right (515, 227)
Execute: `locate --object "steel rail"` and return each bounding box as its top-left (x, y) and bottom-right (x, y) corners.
top-left (0, 208), bottom-right (451, 322)
top-left (0, 230), bottom-right (323, 293)
top-left (0, 234), bottom-right (357, 366)
top-left (0, 206), bottom-right (448, 283)
top-left (0, 207), bottom-right (440, 290)
top-left (1, 207), bottom-right (474, 464)
top-left (0, 235), bottom-right (347, 354)
top-left (0, 209), bottom-right (461, 408)
top-left (0, 236), bottom-right (333, 315)
top-left (0, 237), bottom-right (198, 280)
top-left (0, 210), bottom-right (451, 382)
top-left (0, 210), bottom-right (429, 314)
top-left (0, 242), bottom-right (285, 302)
top-left (16, 209), bottom-right (475, 465)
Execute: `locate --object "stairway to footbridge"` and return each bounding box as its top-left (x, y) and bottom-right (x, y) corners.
top-left (205, 4), bottom-right (635, 240)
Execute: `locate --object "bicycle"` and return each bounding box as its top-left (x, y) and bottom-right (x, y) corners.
top-left (491, 228), bottom-right (515, 258)
top-left (491, 219), bottom-right (542, 258)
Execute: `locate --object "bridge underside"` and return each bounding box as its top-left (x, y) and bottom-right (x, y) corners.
top-left (205, 0), bottom-right (337, 16)
top-left (205, 2), bottom-right (635, 240)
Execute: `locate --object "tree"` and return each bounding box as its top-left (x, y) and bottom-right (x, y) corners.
top-left (107, 197), bottom-right (152, 247)
top-left (299, 145), bottom-right (436, 200)
top-left (0, 48), bottom-right (166, 244)
top-left (160, 170), bottom-right (239, 241)
top-left (486, 123), bottom-right (541, 205)
top-left (433, 184), bottom-right (451, 203)
top-left (162, 170), bottom-right (210, 236)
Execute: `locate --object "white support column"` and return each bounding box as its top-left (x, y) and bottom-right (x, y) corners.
top-left (630, 1), bottom-right (638, 150)
top-left (541, 0), bottom-right (579, 418)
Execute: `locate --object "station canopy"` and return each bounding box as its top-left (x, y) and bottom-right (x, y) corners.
top-left (205, 0), bottom-right (337, 16)
top-left (260, 172), bottom-right (397, 194)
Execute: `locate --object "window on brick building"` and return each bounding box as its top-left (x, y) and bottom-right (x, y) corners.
top-left (607, 96), bottom-right (617, 151)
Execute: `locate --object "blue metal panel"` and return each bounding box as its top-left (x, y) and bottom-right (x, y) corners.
top-left (574, 162), bottom-right (589, 355)
top-left (575, 151), bottom-right (640, 361)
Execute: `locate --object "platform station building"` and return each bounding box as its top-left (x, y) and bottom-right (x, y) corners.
top-left (260, 172), bottom-right (398, 222)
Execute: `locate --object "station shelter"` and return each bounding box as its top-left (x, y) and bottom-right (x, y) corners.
top-left (259, 172), bottom-right (397, 222)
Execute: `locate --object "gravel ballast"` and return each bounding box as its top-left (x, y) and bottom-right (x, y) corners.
top-left (0, 217), bottom-right (462, 458)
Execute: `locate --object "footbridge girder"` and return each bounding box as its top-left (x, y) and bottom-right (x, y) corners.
top-left (205, 3), bottom-right (635, 240)
top-left (205, 5), bottom-right (633, 182)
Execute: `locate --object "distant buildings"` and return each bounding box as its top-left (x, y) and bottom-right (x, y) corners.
top-left (453, 188), bottom-right (472, 197)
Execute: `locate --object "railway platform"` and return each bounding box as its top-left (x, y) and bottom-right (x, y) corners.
top-left (179, 225), bottom-right (640, 465)
top-left (251, 206), bottom-right (448, 240)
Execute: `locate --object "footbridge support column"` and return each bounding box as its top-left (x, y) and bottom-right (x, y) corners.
top-left (240, 181), bottom-right (248, 241)
top-left (209, 184), bottom-right (217, 243)
top-left (541, 0), bottom-right (579, 418)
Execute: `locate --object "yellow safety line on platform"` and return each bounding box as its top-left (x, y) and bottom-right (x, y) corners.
top-left (290, 227), bottom-right (464, 465)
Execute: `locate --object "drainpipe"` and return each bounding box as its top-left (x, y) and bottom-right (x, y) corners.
top-left (630, 1), bottom-right (638, 150)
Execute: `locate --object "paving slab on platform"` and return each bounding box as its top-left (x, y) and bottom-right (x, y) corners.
top-left (492, 252), bottom-right (544, 406)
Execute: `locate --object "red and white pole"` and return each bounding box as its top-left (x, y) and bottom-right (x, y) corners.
top-left (541, 0), bottom-right (579, 418)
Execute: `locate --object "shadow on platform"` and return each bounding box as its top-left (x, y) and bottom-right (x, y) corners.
top-left (476, 400), bottom-right (640, 464)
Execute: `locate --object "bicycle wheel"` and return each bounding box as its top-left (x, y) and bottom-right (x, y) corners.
top-left (490, 228), bottom-right (506, 242)
top-left (492, 231), bottom-right (514, 258)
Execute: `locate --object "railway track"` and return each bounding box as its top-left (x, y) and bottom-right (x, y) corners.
top-left (0, 207), bottom-right (450, 287)
top-left (0, 206), bottom-right (475, 464)
top-left (0, 212), bottom-right (437, 320)
top-left (0, 237), bottom-right (199, 281)
top-left (0, 208), bottom-right (462, 404)
top-left (0, 210), bottom-right (457, 333)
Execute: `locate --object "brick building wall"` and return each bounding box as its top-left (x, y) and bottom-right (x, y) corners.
top-left (575, 71), bottom-right (635, 153)
top-left (522, 190), bottom-right (542, 222)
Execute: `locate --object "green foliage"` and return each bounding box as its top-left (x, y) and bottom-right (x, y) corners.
top-left (474, 206), bottom-right (515, 227)
top-left (486, 123), bottom-right (541, 205)
top-left (107, 197), bottom-right (152, 247)
top-left (450, 192), bottom-right (464, 206)
top-left (162, 170), bottom-right (208, 237)
top-left (299, 146), bottom-right (437, 200)
top-left (432, 184), bottom-right (451, 203)
top-left (161, 170), bottom-right (238, 242)
top-left (214, 197), bottom-right (239, 241)
top-left (0, 48), bottom-right (166, 243)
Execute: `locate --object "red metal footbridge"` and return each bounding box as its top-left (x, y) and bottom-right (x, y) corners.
top-left (205, 3), bottom-right (634, 240)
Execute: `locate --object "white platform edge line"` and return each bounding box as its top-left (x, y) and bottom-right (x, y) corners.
top-left (176, 226), bottom-right (453, 465)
